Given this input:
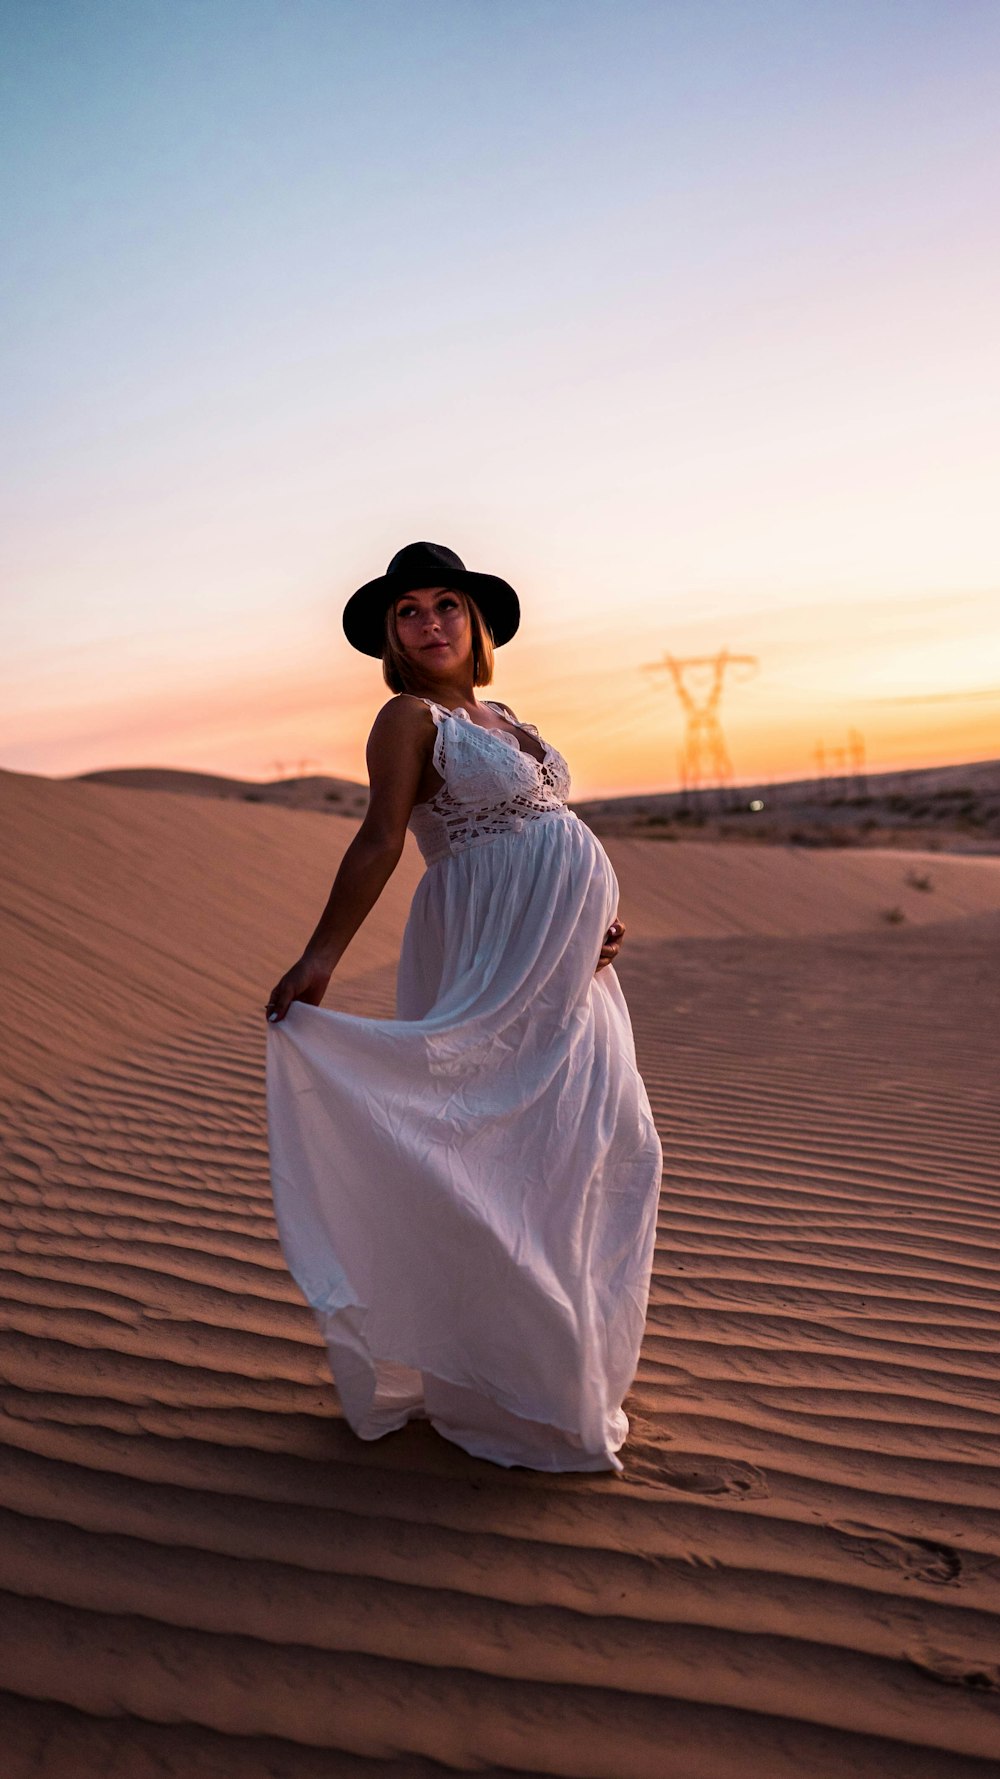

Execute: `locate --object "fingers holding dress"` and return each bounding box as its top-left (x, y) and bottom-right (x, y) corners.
top-left (265, 953), bottom-right (333, 1022)
top-left (595, 917), bottom-right (625, 974)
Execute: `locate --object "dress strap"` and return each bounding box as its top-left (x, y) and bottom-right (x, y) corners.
top-left (409, 694), bottom-right (446, 721)
top-left (411, 696), bottom-right (449, 777)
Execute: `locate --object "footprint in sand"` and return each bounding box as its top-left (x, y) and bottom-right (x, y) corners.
top-left (832, 1521), bottom-right (964, 1585)
top-left (907, 1645), bottom-right (1000, 1694)
top-left (625, 1450), bottom-right (769, 1499)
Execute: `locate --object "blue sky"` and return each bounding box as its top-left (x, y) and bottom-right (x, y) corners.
top-left (2, 1), bottom-right (999, 792)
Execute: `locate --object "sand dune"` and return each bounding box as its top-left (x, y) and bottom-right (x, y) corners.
top-left (5, 764), bottom-right (998, 1094)
top-left (601, 837), bottom-right (1000, 938)
top-left (76, 763), bottom-right (370, 817)
top-left (0, 767), bottom-right (421, 1099)
top-left (2, 765), bottom-right (999, 1776)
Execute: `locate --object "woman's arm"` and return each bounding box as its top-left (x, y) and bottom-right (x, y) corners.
top-left (265, 696), bottom-right (434, 1021)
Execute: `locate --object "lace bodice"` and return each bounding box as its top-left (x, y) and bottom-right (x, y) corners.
top-left (407, 698), bottom-right (573, 865)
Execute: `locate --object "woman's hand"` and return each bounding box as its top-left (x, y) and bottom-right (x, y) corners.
top-left (265, 952), bottom-right (333, 1024)
top-left (596, 917), bottom-right (625, 974)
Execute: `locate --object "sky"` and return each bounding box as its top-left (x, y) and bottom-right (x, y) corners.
top-left (2, 0), bottom-right (998, 799)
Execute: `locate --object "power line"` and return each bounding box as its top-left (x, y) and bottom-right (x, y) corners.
top-left (814, 728), bottom-right (867, 799)
top-left (642, 648), bottom-right (758, 794)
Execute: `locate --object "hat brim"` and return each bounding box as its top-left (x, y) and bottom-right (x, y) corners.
top-left (343, 569), bottom-right (520, 657)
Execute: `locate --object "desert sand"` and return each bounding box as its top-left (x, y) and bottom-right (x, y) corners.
top-left (2, 762), bottom-right (999, 1776)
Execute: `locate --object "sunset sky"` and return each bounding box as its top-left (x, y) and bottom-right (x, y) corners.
top-left (2, 0), bottom-right (998, 799)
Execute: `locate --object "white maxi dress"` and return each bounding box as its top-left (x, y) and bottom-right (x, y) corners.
top-left (265, 698), bottom-right (663, 1472)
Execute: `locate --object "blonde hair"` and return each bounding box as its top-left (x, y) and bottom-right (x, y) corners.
top-left (382, 589), bottom-right (495, 694)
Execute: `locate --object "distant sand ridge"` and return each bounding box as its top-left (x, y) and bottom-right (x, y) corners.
top-left (1, 762), bottom-right (999, 1776)
top-left (6, 767), bottom-right (1000, 1094)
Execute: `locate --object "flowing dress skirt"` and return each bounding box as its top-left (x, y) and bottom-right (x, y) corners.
top-left (265, 810), bottom-right (662, 1472)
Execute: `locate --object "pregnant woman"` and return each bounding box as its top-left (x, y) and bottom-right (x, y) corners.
top-left (265, 541), bottom-right (663, 1473)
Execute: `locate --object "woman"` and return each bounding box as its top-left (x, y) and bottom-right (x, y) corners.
top-left (265, 541), bottom-right (662, 1473)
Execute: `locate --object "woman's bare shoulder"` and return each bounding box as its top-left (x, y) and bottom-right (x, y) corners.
top-left (365, 697), bottom-right (437, 812)
top-left (366, 693), bottom-right (436, 750)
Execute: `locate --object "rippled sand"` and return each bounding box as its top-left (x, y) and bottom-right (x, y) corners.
top-left (2, 765), bottom-right (999, 1777)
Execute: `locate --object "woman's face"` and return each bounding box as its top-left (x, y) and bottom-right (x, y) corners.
top-left (393, 585), bottom-right (472, 672)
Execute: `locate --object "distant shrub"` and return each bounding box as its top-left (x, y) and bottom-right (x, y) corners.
top-left (881, 905), bottom-right (906, 924)
top-left (905, 870), bottom-right (933, 892)
top-left (789, 828), bottom-right (847, 847)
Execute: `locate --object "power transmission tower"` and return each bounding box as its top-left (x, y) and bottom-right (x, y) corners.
top-left (269, 758), bottom-right (320, 781)
top-left (813, 741), bottom-right (828, 800)
top-left (848, 728), bottom-right (867, 795)
top-left (814, 730), bottom-right (868, 801)
top-left (644, 648), bottom-right (758, 803)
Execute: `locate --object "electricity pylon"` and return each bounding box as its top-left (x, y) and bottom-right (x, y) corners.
top-left (814, 730), bottom-right (867, 799)
top-left (847, 728), bottom-right (867, 794)
top-left (643, 648), bottom-right (758, 794)
top-left (269, 758), bottom-right (320, 780)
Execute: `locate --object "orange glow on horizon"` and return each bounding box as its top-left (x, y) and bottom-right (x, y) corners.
top-left (4, 584), bottom-right (997, 800)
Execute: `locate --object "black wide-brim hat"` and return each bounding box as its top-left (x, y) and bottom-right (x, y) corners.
top-left (343, 541), bottom-right (520, 657)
